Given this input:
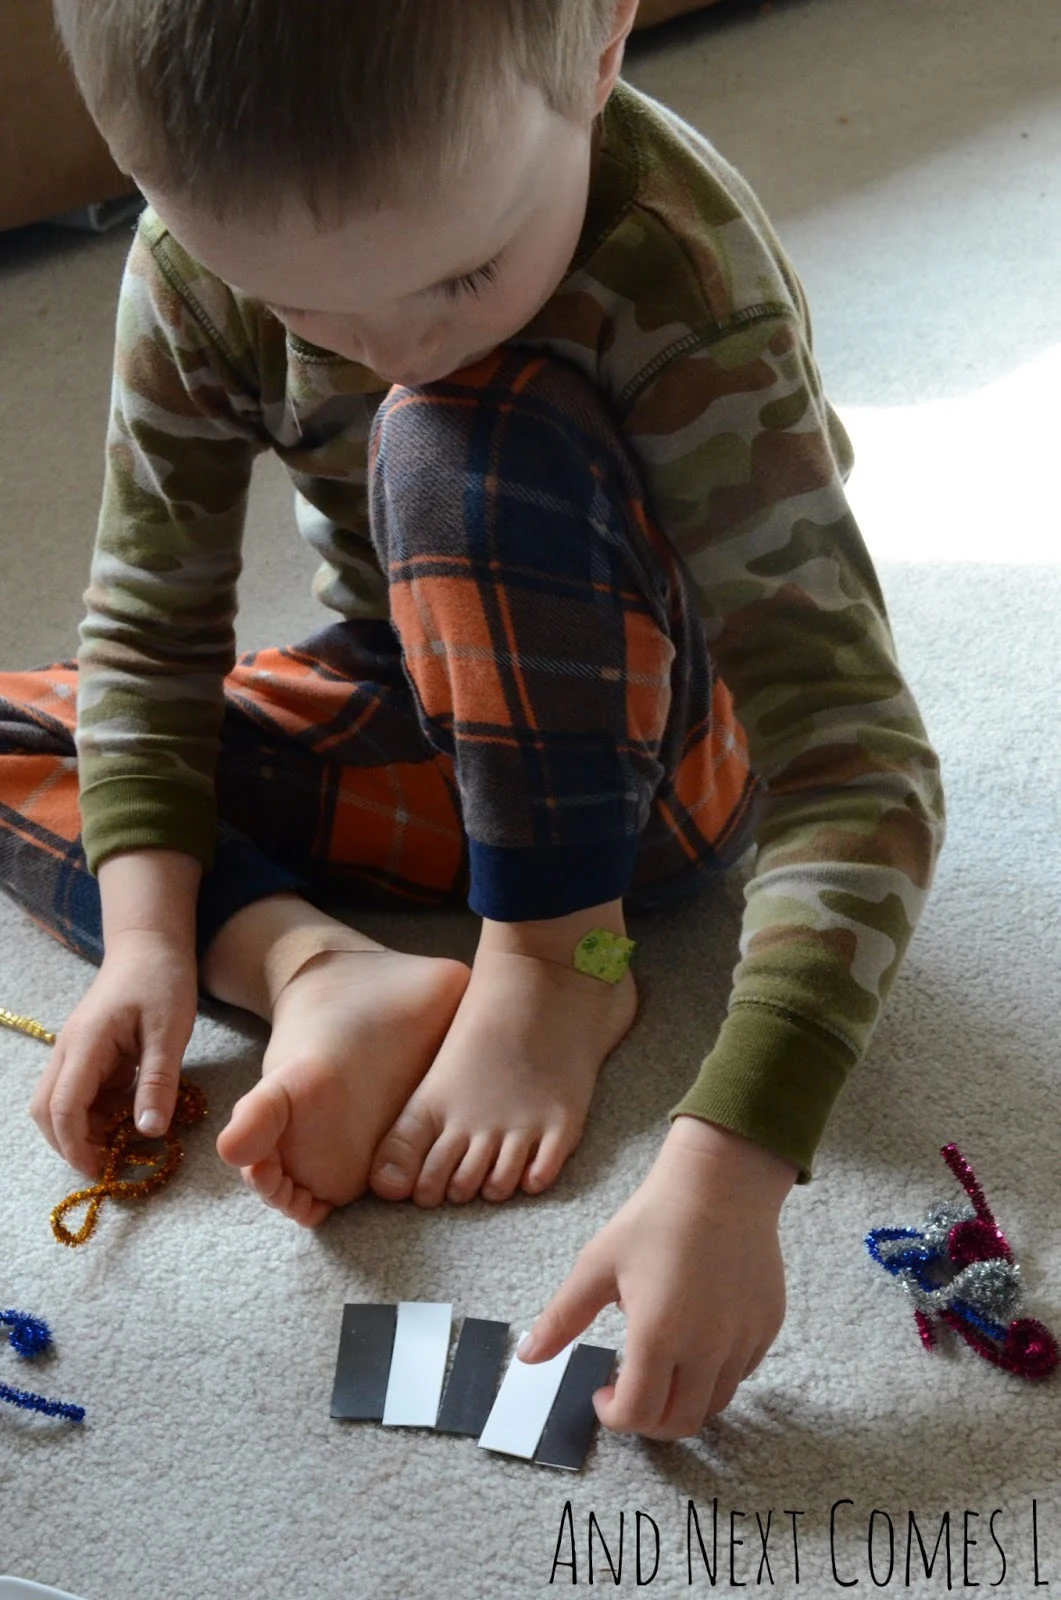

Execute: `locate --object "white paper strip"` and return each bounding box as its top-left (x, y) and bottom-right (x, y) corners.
top-left (0, 1582), bottom-right (91, 1600)
top-left (477, 1335), bottom-right (575, 1459)
top-left (381, 1301), bottom-right (453, 1427)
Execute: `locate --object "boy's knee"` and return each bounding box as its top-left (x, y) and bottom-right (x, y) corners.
top-left (370, 351), bottom-right (644, 554)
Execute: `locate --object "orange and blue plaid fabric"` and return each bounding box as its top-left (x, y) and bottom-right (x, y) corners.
top-left (0, 351), bottom-right (758, 961)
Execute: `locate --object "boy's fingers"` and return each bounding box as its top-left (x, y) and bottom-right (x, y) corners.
top-left (28, 1043), bottom-right (67, 1151)
top-left (48, 1039), bottom-right (114, 1175)
top-left (652, 1340), bottom-right (759, 1437)
top-left (133, 1038), bottom-right (184, 1137)
top-left (741, 1342), bottom-right (770, 1382)
top-left (520, 1248), bottom-right (616, 1363)
top-left (596, 1333), bottom-right (676, 1434)
top-left (705, 1351), bottom-right (747, 1417)
top-left (649, 1360), bottom-right (718, 1440)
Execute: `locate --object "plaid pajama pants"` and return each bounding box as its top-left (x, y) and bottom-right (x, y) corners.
top-left (0, 350), bottom-right (759, 966)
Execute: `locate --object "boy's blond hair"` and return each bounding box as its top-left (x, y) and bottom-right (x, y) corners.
top-left (53, 0), bottom-right (619, 221)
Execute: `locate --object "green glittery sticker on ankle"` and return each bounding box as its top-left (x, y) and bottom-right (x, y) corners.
top-left (572, 928), bottom-right (636, 983)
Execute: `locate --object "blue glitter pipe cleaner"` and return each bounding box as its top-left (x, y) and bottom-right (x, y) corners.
top-left (1, 1309), bottom-right (86, 1422)
top-left (865, 1145), bottom-right (1058, 1381)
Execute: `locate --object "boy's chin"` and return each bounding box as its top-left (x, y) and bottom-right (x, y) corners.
top-left (385, 347), bottom-right (498, 387)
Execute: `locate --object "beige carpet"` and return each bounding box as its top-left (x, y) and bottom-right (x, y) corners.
top-left (2, 1), bottom-right (1060, 1595)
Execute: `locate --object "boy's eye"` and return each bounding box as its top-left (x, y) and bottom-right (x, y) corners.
top-left (440, 257), bottom-right (501, 302)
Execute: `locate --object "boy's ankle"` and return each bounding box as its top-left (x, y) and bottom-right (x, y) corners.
top-left (477, 899), bottom-right (628, 969)
top-left (200, 893), bottom-right (385, 1018)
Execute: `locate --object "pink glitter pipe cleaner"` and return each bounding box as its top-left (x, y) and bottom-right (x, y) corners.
top-left (866, 1144), bottom-right (1059, 1382)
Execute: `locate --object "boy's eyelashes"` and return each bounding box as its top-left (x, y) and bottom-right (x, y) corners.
top-left (438, 256), bottom-right (501, 302)
top-left (266, 255), bottom-right (502, 322)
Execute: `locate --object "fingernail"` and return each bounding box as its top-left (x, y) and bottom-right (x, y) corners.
top-left (517, 1333), bottom-right (536, 1360)
top-left (137, 1109), bottom-right (165, 1137)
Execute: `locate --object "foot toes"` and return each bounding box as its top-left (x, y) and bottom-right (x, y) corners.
top-left (412, 1128), bottom-right (473, 1208)
top-left (285, 1185), bottom-right (332, 1229)
top-left (242, 1159), bottom-right (331, 1227)
top-left (369, 1101), bottom-right (442, 1200)
top-left (521, 1126), bottom-right (575, 1195)
top-left (446, 1134), bottom-right (500, 1203)
top-left (242, 1154), bottom-right (287, 1204)
top-left (482, 1131), bottom-right (535, 1202)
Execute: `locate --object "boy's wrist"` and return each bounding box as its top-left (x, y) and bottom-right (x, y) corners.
top-left (98, 847), bottom-right (202, 947)
top-left (660, 1116), bottom-right (799, 1210)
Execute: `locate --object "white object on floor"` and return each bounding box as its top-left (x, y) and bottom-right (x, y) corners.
top-left (380, 1300), bottom-right (453, 1428)
top-left (477, 1335), bottom-right (575, 1459)
top-left (0, 1581), bottom-right (90, 1600)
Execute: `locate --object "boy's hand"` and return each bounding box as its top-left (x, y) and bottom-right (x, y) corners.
top-left (518, 1118), bottom-right (797, 1439)
top-left (28, 930), bottom-right (199, 1176)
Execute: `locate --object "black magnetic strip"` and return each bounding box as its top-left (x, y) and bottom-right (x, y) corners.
top-left (533, 1343), bottom-right (617, 1470)
top-left (434, 1317), bottom-right (510, 1436)
top-left (329, 1303), bottom-right (398, 1420)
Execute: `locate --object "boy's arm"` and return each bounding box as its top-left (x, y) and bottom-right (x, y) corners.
top-left (619, 311), bottom-right (945, 1179)
top-left (77, 219), bottom-right (266, 876)
top-left (520, 315), bottom-right (941, 1433)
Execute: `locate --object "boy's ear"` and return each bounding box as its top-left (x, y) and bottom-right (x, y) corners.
top-left (592, 0), bottom-right (641, 116)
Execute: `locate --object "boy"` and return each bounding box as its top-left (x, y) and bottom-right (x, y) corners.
top-left (0, 0), bottom-right (943, 1440)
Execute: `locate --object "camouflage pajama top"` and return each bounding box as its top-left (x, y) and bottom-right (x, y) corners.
top-left (76, 79), bottom-right (945, 1178)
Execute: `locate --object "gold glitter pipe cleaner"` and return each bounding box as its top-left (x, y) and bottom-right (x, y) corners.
top-left (0, 1007), bottom-right (57, 1046)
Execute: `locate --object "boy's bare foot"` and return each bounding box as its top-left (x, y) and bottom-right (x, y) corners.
top-left (215, 949), bottom-right (470, 1225)
top-left (368, 905), bottom-right (639, 1208)
top-left (203, 898), bottom-right (470, 1226)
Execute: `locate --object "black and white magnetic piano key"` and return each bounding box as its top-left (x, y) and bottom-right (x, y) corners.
top-left (476, 1334), bottom-right (574, 1458)
top-left (330, 1301), bottom-right (453, 1426)
top-left (331, 1303), bottom-right (614, 1470)
top-left (330, 1303), bottom-right (398, 1420)
top-left (533, 1342), bottom-right (617, 1470)
top-left (435, 1317), bottom-right (510, 1436)
top-left (476, 1336), bottom-right (617, 1466)
top-left (381, 1301), bottom-right (453, 1427)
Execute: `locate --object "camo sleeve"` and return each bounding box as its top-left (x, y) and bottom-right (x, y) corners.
top-left (76, 226), bottom-right (267, 874)
top-left (622, 313), bottom-right (945, 1178)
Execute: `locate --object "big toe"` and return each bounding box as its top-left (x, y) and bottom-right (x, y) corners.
top-left (216, 1078), bottom-right (292, 1170)
top-left (369, 1100), bottom-right (442, 1200)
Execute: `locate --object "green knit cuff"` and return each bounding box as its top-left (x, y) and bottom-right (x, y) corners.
top-left (79, 778), bottom-right (217, 876)
top-left (668, 1004), bottom-right (857, 1183)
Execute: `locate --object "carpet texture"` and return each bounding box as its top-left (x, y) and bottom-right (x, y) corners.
top-left (2, 1), bottom-right (1059, 1595)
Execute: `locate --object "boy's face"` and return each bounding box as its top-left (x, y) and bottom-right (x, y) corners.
top-left (138, 85), bottom-right (594, 387)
